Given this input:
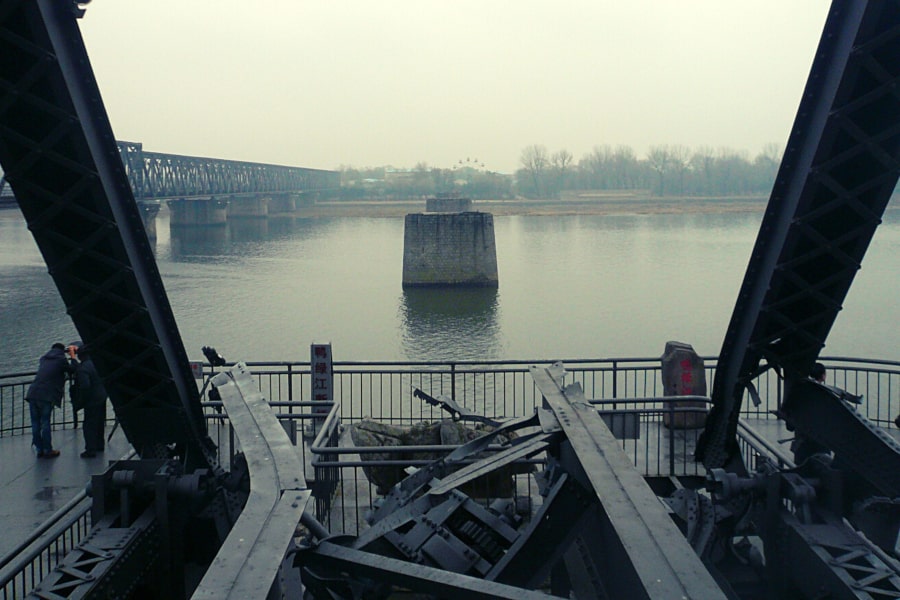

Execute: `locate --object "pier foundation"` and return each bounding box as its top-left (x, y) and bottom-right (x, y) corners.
top-left (402, 208), bottom-right (499, 287)
top-left (228, 195), bottom-right (269, 218)
top-left (268, 193), bottom-right (297, 215)
top-left (167, 197), bottom-right (228, 226)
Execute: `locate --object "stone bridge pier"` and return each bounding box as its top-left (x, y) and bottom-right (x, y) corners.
top-left (402, 197), bottom-right (499, 287)
top-left (268, 193), bottom-right (299, 215)
top-left (162, 192), bottom-right (314, 227)
top-left (228, 194), bottom-right (269, 218)
top-left (167, 197), bottom-right (228, 226)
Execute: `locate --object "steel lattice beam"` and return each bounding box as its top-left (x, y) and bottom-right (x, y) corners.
top-left (0, 0), bottom-right (215, 469)
top-left (698, 0), bottom-right (900, 470)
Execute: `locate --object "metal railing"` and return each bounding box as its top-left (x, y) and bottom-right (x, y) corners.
top-left (4, 357), bottom-right (898, 438)
top-left (0, 494), bottom-right (92, 600)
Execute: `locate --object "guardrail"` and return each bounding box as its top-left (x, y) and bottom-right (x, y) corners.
top-left (0, 494), bottom-right (91, 600)
top-left (0, 449), bottom-right (137, 600)
top-left (4, 356), bottom-right (898, 437)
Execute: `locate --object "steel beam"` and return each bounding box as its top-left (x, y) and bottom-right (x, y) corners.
top-left (530, 364), bottom-right (726, 600)
top-left (426, 431), bottom-right (551, 496)
top-left (300, 541), bottom-right (564, 600)
top-left (28, 508), bottom-right (163, 599)
top-left (781, 379), bottom-right (900, 497)
top-left (193, 363), bottom-right (310, 599)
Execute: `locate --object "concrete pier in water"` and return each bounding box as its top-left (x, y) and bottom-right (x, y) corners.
top-left (167, 197), bottom-right (228, 226)
top-left (402, 197), bottom-right (499, 287)
top-left (166, 192), bottom-right (310, 226)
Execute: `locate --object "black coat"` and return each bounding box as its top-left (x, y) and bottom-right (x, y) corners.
top-left (25, 346), bottom-right (74, 407)
top-left (75, 357), bottom-right (107, 409)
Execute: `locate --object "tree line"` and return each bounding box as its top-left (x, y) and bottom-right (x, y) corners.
top-left (336, 143), bottom-right (783, 200)
top-left (337, 161), bottom-right (513, 201)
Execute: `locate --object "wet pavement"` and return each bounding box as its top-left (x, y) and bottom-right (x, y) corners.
top-left (0, 426), bottom-right (131, 559)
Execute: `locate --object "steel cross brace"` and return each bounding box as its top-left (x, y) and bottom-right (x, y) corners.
top-left (28, 509), bottom-right (162, 599)
top-left (529, 363), bottom-right (726, 600)
top-left (773, 512), bottom-right (900, 599)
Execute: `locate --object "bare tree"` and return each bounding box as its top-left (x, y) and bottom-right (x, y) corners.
top-left (431, 168), bottom-right (455, 193)
top-left (716, 147), bottom-right (751, 194)
top-left (611, 145), bottom-right (637, 189)
top-left (668, 145), bottom-right (691, 196)
top-left (753, 143), bottom-right (782, 191)
top-left (690, 147), bottom-right (715, 195)
top-left (550, 149), bottom-right (573, 197)
top-left (520, 144), bottom-right (549, 198)
top-left (583, 145), bottom-right (612, 188)
top-left (646, 145), bottom-right (671, 195)
top-left (759, 142), bottom-right (782, 165)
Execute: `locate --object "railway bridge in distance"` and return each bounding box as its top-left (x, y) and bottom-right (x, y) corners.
top-left (0, 141), bottom-right (340, 236)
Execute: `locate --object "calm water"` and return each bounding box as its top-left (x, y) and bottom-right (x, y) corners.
top-left (2, 206), bottom-right (898, 374)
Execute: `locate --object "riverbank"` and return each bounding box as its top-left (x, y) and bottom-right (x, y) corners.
top-left (5, 194), bottom-right (895, 220)
top-left (293, 195), bottom-right (771, 218)
top-left (0, 195), bottom-right (772, 220)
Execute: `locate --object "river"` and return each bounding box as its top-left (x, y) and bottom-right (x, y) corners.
top-left (2, 204), bottom-right (898, 374)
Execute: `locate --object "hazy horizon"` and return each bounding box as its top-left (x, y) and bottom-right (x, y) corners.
top-left (78, 1), bottom-right (831, 174)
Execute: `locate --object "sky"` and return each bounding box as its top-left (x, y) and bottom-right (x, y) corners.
top-left (77, 1), bottom-right (832, 174)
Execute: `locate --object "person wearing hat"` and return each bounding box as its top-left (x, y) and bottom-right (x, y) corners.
top-left (25, 342), bottom-right (74, 458)
top-left (70, 343), bottom-right (108, 458)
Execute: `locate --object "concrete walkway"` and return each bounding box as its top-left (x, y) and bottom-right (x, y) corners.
top-left (0, 425), bottom-right (131, 559)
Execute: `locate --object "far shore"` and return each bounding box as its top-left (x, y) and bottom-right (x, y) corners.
top-left (3, 194), bottom-right (897, 220)
top-left (291, 195), bottom-right (771, 219)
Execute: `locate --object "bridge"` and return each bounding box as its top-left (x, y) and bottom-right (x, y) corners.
top-left (4, 0), bottom-right (900, 598)
top-left (0, 141), bottom-right (340, 233)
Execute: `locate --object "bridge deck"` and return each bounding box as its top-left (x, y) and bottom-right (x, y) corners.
top-left (5, 415), bottom-right (900, 583)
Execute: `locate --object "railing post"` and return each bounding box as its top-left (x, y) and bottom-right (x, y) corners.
top-left (668, 400), bottom-right (676, 475)
top-left (450, 363), bottom-right (456, 403)
top-left (287, 364), bottom-right (294, 403)
top-left (612, 360), bottom-right (618, 399)
top-left (776, 371), bottom-right (782, 414)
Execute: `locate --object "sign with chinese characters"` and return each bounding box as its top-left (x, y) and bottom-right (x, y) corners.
top-left (311, 343), bottom-right (333, 411)
top-left (661, 341), bottom-right (708, 429)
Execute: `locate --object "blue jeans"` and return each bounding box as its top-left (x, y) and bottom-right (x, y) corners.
top-left (29, 400), bottom-right (54, 454)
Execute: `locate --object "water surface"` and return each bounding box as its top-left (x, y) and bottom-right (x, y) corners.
top-left (1, 206), bottom-right (897, 373)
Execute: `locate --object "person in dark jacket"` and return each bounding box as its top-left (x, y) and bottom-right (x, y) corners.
top-left (790, 362), bottom-right (831, 464)
top-left (72, 344), bottom-right (107, 458)
top-left (26, 342), bottom-right (74, 458)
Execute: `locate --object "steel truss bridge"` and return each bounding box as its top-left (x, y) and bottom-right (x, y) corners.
top-left (0, 142), bottom-right (338, 205)
top-left (115, 141), bottom-right (338, 201)
top-left (2, 0), bottom-right (900, 598)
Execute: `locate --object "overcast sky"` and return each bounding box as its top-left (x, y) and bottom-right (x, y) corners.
top-left (78, 1), bottom-right (831, 174)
